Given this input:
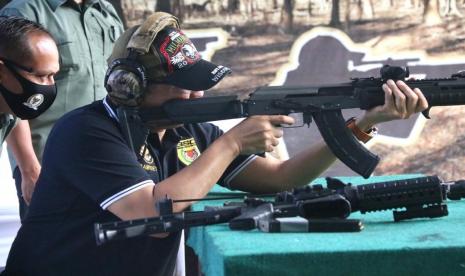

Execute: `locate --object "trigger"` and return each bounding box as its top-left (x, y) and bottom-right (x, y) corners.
top-left (303, 113), bottom-right (313, 126)
top-left (421, 107), bottom-right (431, 119)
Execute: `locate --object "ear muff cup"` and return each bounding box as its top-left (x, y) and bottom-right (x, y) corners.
top-left (104, 58), bottom-right (147, 106)
top-left (104, 12), bottom-right (180, 106)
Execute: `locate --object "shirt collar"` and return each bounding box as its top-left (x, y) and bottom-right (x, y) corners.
top-left (102, 96), bottom-right (118, 122)
top-left (103, 98), bottom-right (185, 141)
top-left (47, 0), bottom-right (103, 12)
top-left (46, 0), bottom-right (66, 11)
top-left (169, 127), bottom-right (184, 140)
top-left (0, 113), bottom-right (14, 129)
top-left (0, 114), bottom-right (8, 129)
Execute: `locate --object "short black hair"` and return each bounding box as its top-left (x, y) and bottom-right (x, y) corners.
top-left (0, 16), bottom-right (54, 63)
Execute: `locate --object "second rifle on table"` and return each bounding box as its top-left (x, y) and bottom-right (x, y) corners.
top-left (227, 175), bottom-right (465, 232)
top-left (94, 175), bottom-right (465, 244)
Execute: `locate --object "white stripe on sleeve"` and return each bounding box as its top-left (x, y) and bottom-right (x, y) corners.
top-left (100, 180), bottom-right (155, 209)
top-left (223, 155), bottom-right (258, 189)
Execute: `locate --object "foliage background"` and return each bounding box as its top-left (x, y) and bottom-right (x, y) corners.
top-left (2, 0), bottom-right (465, 179)
top-left (125, 0), bottom-right (465, 180)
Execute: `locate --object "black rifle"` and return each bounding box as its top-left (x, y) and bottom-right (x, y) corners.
top-left (94, 196), bottom-right (364, 245)
top-left (138, 66), bottom-right (465, 178)
top-left (94, 176), bottom-right (465, 243)
top-left (94, 197), bottom-right (242, 245)
top-left (231, 175), bottom-right (465, 233)
top-left (226, 197), bottom-right (364, 233)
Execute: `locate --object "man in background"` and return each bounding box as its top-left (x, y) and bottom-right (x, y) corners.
top-left (0, 16), bottom-right (59, 155)
top-left (0, 0), bottom-right (123, 220)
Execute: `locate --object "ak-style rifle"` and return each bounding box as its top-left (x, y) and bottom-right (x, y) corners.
top-left (135, 66), bottom-right (465, 178)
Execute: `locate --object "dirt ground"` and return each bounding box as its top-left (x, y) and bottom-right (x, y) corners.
top-left (179, 8), bottom-right (465, 180)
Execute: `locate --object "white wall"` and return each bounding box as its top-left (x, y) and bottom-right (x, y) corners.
top-left (0, 143), bottom-right (20, 267)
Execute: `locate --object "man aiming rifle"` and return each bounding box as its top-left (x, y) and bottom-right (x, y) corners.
top-left (3, 12), bottom-right (427, 276)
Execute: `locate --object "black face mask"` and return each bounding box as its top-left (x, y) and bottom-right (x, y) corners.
top-left (0, 59), bottom-right (57, 120)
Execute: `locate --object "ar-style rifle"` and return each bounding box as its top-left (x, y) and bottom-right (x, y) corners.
top-left (247, 176), bottom-right (465, 232)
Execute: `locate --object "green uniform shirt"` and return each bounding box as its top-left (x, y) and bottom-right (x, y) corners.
top-left (0, 0), bottom-right (123, 163)
top-left (0, 113), bottom-right (17, 156)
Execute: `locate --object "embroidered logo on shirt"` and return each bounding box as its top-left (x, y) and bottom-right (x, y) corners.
top-left (139, 144), bottom-right (157, 171)
top-left (177, 138), bottom-right (200, 166)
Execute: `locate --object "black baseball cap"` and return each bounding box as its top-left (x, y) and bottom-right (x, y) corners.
top-left (108, 24), bottom-right (231, 91)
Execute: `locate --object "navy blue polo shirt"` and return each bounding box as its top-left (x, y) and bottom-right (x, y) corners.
top-left (4, 98), bottom-right (256, 276)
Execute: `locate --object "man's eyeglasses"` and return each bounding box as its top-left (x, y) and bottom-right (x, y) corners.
top-left (0, 57), bottom-right (34, 74)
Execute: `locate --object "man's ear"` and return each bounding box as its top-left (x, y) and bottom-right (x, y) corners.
top-left (0, 58), bottom-right (7, 70)
top-left (0, 61), bottom-right (5, 81)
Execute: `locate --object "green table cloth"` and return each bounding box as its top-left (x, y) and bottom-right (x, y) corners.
top-left (187, 174), bottom-right (465, 276)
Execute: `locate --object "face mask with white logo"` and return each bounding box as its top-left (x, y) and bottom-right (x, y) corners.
top-left (0, 60), bottom-right (56, 120)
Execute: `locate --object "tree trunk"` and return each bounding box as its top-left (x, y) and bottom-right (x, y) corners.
top-left (227, 0), bottom-right (239, 12)
top-left (263, 0), bottom-right (274, 23)
top-left (211, 0), bottom-right (222, 16)
top-left (329, 0), bottom-right (342, 27)
top-left (128, 0), bottom-right (136, 20)
top-left (423, 0), bottom-right (443, 25)
top-left (365, 0), bottom-right (375, 19)
top-left (273, 0), bottom-right (279, 9)
top-left (344, 0), bottom-right (351, 30)
top-left (155, 0), bottom-right (172, 13)
top-left (412, 0), bottom-right (422, 8)
top-left (282, 0), bottom-right (294, 32)
top-left (355, 0), bottom-right (363, 20)
top-left (171, 0), bottom-right (185, 21)
top-left (355, 0), bottom-right (374, 20)
top-left (143, 0), bottom-right (150, 9)
top-left (107, 0), bottom-right (127, 28)
top-left (443, 0), bottom-right (463, 17)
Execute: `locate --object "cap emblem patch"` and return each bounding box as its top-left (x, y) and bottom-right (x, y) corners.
top-left (160, 30), bottom-right (201, 73)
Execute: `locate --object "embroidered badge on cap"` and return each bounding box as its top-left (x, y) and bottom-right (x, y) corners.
top-left (159, 30), bottom-right (201, 73)
top-left (177, 138), bottom-right (201, 166)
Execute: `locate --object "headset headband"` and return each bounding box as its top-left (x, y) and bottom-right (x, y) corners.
top-left (127, 12), bottom-right (180, 54)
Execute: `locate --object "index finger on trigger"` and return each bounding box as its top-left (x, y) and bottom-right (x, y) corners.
top-left (269, 115), bottom-right (295, 126)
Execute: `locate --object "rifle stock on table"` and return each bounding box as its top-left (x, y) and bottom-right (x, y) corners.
top-left (138, 67), bottom-right (465, 178)
top-left (94, 202), bottom-right (242, 245)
